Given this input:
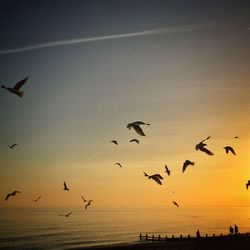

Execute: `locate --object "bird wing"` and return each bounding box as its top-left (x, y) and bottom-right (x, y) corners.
top-left (13, 77), bottom-right (28, 90)
top-left (64, 181), bottom-right (68, 189)
top-left (5, 193), bottom-right (12, 200)
top-left (85, 203), bottom-right (89, 209)
top-left (182, 162), bottom-right (188, 173)
top-left (199, 146), bottom-right (214, 156)
top-left (143, 172), bottom-right (148, 177)
top-left (134, 121), bottom-right (150, 126)
top-left (115, 163), bottom-right (122, 168)
top-left (130, 139), bottom-right (139, 143)
top-left (132, 124), bottom-right (145, 136)
top-left (229, 147), bottom-right (236, 155)
top-left (173, 201), bottom-right (179, 207)
top-left (81, 196), bottom-right (87, 202)
top-left (151, 174), bottom-right (163, 179)
top-left (151, 176), bottom-right (162, 185)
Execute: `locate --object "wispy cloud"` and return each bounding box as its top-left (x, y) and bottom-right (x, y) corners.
top-left (0, 24), bottom-right (202, 55)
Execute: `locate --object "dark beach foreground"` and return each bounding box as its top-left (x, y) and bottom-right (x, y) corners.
top-left (69, 236), bottom-right (250, 250)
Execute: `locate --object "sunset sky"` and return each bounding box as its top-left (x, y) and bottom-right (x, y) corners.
top-left (0, 0), bottom-right (249, 208)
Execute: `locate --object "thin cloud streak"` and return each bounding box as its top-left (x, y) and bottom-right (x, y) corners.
top-left (0, 24), bottom-right (202, 55)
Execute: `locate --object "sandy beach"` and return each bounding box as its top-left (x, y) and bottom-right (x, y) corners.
top-left (70, 236), bottom-right (250, 250)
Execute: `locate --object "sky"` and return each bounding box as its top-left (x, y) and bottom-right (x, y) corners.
top-left (0, 0), bottom-right (250, 208)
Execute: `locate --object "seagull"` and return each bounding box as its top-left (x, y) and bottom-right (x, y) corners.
top-left (5, 190), bottom-right (21, 201)
top-left (172, 201), bottom-right (179, 207)
top-left (195, 136), bottom-right (214, 156)
top-left (85, 200), bottom-right (93, 210)
top-left (8, 144), bottom-right (18, 149)
top-left (143, 172), bottom-right (163, 185)
top-left (127, 121), bottom-right (150, 136)
top-left (115, 163), bottom-right (122, 168)
top-left (182, 160), bottom-right (195, 173)
top-left (246, 180), bottom-right (250, 190)
top-left (129, 139), bottom-right (139, 144)
top-left (110, 140), bottom-right (118, 145)
top-left (63, 181), bottom-right (69, 191)
top-left (224, 146), bottom-right (236, 155)
top-left (32, 196), bottom-right (42, 202)
top-left (1, 76), bottom-right (28, 97)
top-left (59, 212), bottom-right (72, 217)
top-left (165, 165), bottom-right (171, 176)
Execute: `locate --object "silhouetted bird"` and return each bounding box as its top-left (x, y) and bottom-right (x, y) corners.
top-left (63, 181), bottom-right (69, 191)
top-left (1, 76), bottom-right (28, 97)
top-left (195, 136), bottom-right (214, 156)
top-left (85, 200), bottom-right (93, 209)
top-left (8, 144), bottom-right (18, 149)
top-left (32, 196), bottom-right (42, 202)
top-left (127, 121), bottom-right (150, 136)
top-left (224, 146), bottom-right (236, 155)
top-left (129, 139), bottom-right (139, 144)
top-left (59, 212), bottom-right (72, 217)
top-left (144, 172), bottom-right (163, 185)
top-left (5, 190), bottom-right (21, 201)
top-left (182, 160), bottom-right (195, 173)
top-left (165, 165), bottom-right (171, 176)
top-left (115, 163), bottom-right (122, 168)
top-left (234, 136), bottom-right (239, 139)
top-left (111, 140), bottom-right (118, 145)
top-left (172, 201), bottom-right (179, 207)
top-left (246, 180), bottom-right (250, 190)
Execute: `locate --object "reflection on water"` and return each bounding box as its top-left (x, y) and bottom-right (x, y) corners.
top-left (0, 206), bottom-right (249, 249)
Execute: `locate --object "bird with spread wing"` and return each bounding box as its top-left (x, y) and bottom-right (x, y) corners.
top-left (144, 172), bottom-right (164, 185)
top-left (1, 76), bottom-right (28, 97)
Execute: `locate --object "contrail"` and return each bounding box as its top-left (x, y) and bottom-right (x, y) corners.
top-left (0, 24), bottom-right (202, 55)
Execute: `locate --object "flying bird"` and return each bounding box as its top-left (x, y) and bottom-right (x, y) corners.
top-left (115, 163), bottom-right (122, 168)
top-left (59, 212), bottom-right (72, 217)
top-left (8, 144), bottom-right (18, 149)
top-left (165, 165), bottom-right (171, 176)
top-left (224, 146), bottom-right (236, 155)
top-left (195, 136), bottom-right (214, 156)
top-left (246, 180), bottom-right (250, 190)
top-left (32, 196), bottom-right (42, 202)
top-left (144, 172), bottom-right (163, 185)
top-left (127, 121), bottom-right (150, 136)
top-left (63, 181), bottom-right (69, 191)
top-left (234, 136), bottom-right (239, 139)
top-left (85, 200), bottom-right (93, 210)
top-left (1, 76), bottom-right (28, 97)
top-left (172, 201), bottom-right (179, 207)
top-left (129, 139), bottom-right (139, 144)
top-left (5, 190), bottom-right (21, 201)
top-left (110, 140), bottom-right (118, 145)
top-left (182, 160), bottom-right (195, 173)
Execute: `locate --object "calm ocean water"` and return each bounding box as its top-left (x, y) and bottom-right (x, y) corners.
top-left (0, 206), bottom-right (249, 250)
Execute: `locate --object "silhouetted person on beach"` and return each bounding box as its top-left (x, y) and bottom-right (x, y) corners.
top-left (234, 225), bottom-right (239, 235)
top-left (196, 230), bottom-right (200, 238)
top-left (229, 226), bottom-right (234, 235)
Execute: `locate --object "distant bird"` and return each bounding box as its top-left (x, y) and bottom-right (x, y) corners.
top-left (63, 181), bottom-right (69, 191)
top-left (182, 160), bottom-right (195, 173)
top-left (115, 162), bottom-right (122, 168)
top-left (195, 136), bottom-right (214, 156)
top-left (32, 196), bottom-right (42, 202)
top-left (246, 180), bottom-right (250, 190)
top-left (172, 201), bottom-right (179, 207)
top-left (110, 140), bottom-right (118, 145)
top-left (234, 136), bottom-right (239, 139)
top-left (129, 139), bottom-right (139, 144)
top-left (1, 76), bottom-right (28, 97)
top-left (59, 212), bottom-right (72, 217)
top-left (144, 172), bottom-right (163, 185)
top-left (224, 146), bottom-right (236, 155)
top-left (127, 121), bottom-right (150, 136)
top-left (5, 190), bottom-right (21, 201)
top-left (165, 165), bottom-right (171, 176)
top-left (8, 144), bottom-right (18, 149)
top-left (85, 200), bottom-right (93, 210)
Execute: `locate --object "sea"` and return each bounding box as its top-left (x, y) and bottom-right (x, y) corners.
top-left (0, 206), bottom-right (250, 250)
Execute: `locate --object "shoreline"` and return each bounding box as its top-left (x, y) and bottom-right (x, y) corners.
top-left (68, 236), bottom-right (250, 250)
